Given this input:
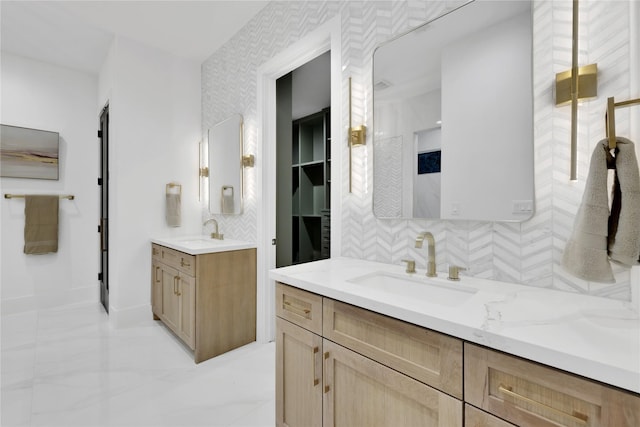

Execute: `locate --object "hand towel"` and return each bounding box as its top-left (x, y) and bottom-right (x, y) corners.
top-left (562, 141), bottom-right (615, 283)
top-left (607, 137), bottom-right (640, 266)
top-left (221, 185), bottom-right (234, 214)
top-left (24, 195), bottom-right (59, 254)
top-left (166, 193), bottom-right (181, 227)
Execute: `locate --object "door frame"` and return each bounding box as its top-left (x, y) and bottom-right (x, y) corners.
top-left (256, 16), bottom-right (343, 342)
top-left (99, 103), bottom-right (110, 314)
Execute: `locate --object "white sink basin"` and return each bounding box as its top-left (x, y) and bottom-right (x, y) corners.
top-left (178, 238), bottom-right (222, 245)
top-left (348, 271), bottom-right (477, 306)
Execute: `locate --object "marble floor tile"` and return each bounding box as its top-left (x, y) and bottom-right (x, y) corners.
top-left (1, 302), bottom-right (275, 427)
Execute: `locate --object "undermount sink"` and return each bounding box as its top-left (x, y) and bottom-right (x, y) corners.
top-left (348, 271), bottom-right (477, 306)
top-left (178, 238), bottom-right (221, 245)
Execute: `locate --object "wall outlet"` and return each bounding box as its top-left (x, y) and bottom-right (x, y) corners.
top-left (512, 200), bottom-right (533, 214)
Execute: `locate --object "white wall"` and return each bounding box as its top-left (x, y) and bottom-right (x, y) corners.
top-left (203, 0), bottom-right (636, 300)
top-left (0, 53), bottom-right (99, 313)
top-left (98, 36), bottom-right (201, 326)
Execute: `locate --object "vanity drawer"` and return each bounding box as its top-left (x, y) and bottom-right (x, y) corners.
top-left (465, 343), bottom-right (640, 427)
top-left (275, 283), bottom-right (323, 335)
top-left (465, 404), bottom-right (516, 427)
top-left (155, 245), bottom-right (195, 276)
top-left (323, 298), bottom-right (463, 399)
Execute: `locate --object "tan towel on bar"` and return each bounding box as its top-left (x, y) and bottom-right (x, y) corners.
top-left (221, 186), bottom-right (234, 214)
top-left (562, 140), bottom-right (615, 282)
top-left (607, 137), bottom-right (640, 266)
top-left (166, 193), bottom-right (181, 227)
top-left (24, 195), bottom-right (59, 254)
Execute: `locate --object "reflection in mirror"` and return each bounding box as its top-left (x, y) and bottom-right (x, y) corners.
top-left (373, 0), bottom-right (534, 221)
top-left (208, 114), bottom-right (243, 215)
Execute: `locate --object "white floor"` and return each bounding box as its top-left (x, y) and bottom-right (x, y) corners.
top-left (1, 302), bottom-right (275, 426)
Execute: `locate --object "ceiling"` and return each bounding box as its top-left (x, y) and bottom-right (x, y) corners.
top-left (0, 1), bottom-right (269, 74)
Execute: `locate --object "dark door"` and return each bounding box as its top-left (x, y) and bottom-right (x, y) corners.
top-left (99, 105), bottom-right (109, 313)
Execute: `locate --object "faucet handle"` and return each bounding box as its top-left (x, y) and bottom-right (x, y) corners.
top-left (448, 265), bottom-right (467, 281)
top-left (401, 259), bottom-right (416, 274)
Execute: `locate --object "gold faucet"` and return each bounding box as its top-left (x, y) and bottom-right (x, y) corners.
top-left (415, 231), bottom-right (437, 277)
top-left (203, 218), bottom-right (224, 240)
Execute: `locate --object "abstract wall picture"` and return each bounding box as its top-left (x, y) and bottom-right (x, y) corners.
top-left (418, 150), bottom-right (441, 174)
top-left (1, 124), bottom-right (59, 180)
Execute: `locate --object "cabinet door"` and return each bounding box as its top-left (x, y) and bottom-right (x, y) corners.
top-left (276, 317), bottom-right (323, 427)
top-left (159, 263), bottom-right (180, 334)
top-left (177, 273), bottom-right (196, 350)
top-left (323, 339), bottom-right (462, 427)
top-left (151, 259), bottom-right (162, 318)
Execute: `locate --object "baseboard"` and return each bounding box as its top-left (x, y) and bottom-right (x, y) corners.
top-left (1, 285), bottom-right (99, 316)
top-left (109, 303), bottom-right (151, 328)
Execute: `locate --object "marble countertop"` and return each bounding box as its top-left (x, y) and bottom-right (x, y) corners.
top-left (270, 257), bottom-right (640, 394)
top-left (151, 235), bottom-right (256, 255)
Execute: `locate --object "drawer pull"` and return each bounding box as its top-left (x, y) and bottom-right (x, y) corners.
top-left (155, 266), bottom-right (160, 283)
top-left (180, 259), bottom-right (191, 267)
top-left (498, 385), bottom-right (588, 425)
top-left (312, 346), bottom-right (320, 386)
top-left (283, 300), bottom-right (311, 314)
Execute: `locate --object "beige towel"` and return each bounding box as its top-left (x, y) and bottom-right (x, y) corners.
top-left (562, 140), bottom-right (615, 282)
top-left (24, 195), bottom-right (59, 254)
top-left (607, 137), bottom-right (640, 265)
top-left (166, 193), bottom-right (181, 227)
top-left (221, 185), bottom-right (234, 214)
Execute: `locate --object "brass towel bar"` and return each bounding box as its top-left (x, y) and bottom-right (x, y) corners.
top-left (4, 194), bottom-right (75, 200)
top-left (606, 96), bottom-right (640, 149)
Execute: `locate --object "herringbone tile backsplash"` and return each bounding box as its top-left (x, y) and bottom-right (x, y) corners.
top-left (202, 1), bottom-right (636, 300)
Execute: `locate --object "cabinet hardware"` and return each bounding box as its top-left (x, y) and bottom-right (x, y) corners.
top-left (498, 384), bottom-right (588, 425)
top-left (324, 351), bottom-right (330, 393)
top-left (180, 259), bottom-right (190, 267)
top-left (153, 248), bottom-right (158, 256)
top-left (173, 276), bottom-right (179, 295)
top-left (155, 266), bottom-right (160, 283)
top-left (312, 346), bottom-right (320, 386)
top-left (283, 300), bottom-right (311, 314)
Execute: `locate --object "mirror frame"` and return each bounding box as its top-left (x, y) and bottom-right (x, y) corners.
top-left (371, 0), bottom-right (534, 222)
top-left (208, 114), bottom-right (244, 215)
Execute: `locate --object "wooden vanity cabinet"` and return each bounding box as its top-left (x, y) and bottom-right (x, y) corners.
top-left (275, 282), bottom-right (463, 427)
top-left (465, 343), bottom-right (640, 427)
top-left (151, 244), bottom-right (256, 363)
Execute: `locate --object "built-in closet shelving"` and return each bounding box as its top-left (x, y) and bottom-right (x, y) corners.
top-left (292, 108), bottom-right (331, 264)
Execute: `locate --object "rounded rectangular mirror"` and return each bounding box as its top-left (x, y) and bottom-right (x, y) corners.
top-left (372, 0), bottom-right (534, 221)
top-left (208, 114), bottom-right (244, 215)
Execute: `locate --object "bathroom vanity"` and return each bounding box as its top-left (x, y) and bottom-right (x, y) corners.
top-left (151, 236), bottom-right (256, 363)
top-left (271, 258), bottom-right (640, 426)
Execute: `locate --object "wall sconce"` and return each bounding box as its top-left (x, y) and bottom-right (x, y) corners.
top-left (554, 0), bottom-right (598, 181)
top-left (198, 141), bottom-right (209, 202)
top-left (349, 77), bottom-right (367, 193)
top-left (242, 154), bottom-right (255, 168)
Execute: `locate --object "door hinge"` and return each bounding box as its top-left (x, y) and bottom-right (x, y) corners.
top-left (272, 238), bottom-right (277, 245)
top-left (98, 273), bottom-right (103, 281)
top-left (98, 130), bottom-right (103, 138)
top-left (98, 225), bottom-right (101, 233)
top-left (98, 177), bottom-right (103, 185)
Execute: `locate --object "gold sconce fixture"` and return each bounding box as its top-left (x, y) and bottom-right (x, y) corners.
top-left (554, 0), bottom-right (598, 181)
top-left (198, 141), bottom-right (208, 202)
top-left (242, 154), bottom-right (255, 168)
top-left (348, 77), bottom-right (367, 193)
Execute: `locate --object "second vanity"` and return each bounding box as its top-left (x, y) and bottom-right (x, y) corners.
top-left (271, 258), bottom-right (640, 427)
top-left (151, 236), bottom-right (256, 363)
